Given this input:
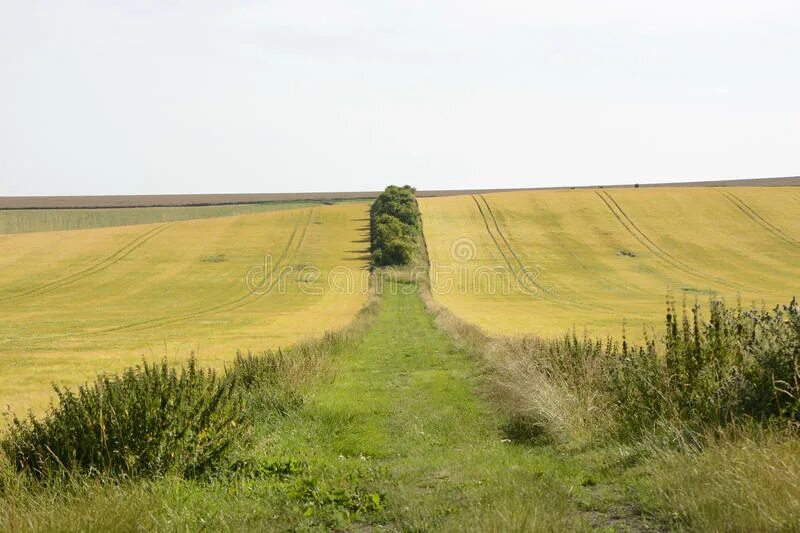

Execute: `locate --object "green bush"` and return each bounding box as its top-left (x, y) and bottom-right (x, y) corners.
top-left (370, 185), bottom-right (418, 227)
top-left (609, 298), bottom-right (800, 435)
top-left (508, 298), bottom-right (800, 440)
top-left (370, 185), bottom-right (420, 267)
top-left (1, 357), bottom-right (246, 479)
top-left (372, 214), bottom-right (413, 247)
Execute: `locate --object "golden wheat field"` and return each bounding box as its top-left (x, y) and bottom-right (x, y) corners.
top-left (0, 203), bottom-right (371, 415)
top-left (420, 187), bottom-right (800, 340)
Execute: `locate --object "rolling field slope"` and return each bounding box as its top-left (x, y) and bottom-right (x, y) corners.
top-left (0, 203), bottom-right (370, 415)
top-left (420, 187), bottom-right (800, 339)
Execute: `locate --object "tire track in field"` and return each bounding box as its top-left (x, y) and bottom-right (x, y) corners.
top-left (475, 195), bottom-right (552, 297)
top-left (217, 205), bottom-right (316, 315)
top-left (477, 196), bottom-right (536, 286)
top-left (596, 191), bottom-right (751, 292)
top-left (93, 207), bottom-right (316, 335)
top-left (471, 196), bottom-right (518, 280)
top-left (474, 195), bottom-right (613, 312)
top-left (720, 190), bottom-right (800, 247)
top-left (0, 222), bottom-right (176, 304)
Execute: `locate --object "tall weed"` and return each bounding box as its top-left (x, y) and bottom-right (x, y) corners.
top-left (608, 298), bottom-right (800, 437)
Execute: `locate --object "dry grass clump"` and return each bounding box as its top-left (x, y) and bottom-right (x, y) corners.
top-left (641, 427), bottom-right (800, 531)
top-left (484, 335), bottom-right (611, 443)
top-left (420, 284), bottom-right (605, 442)
top-left (429, 295), bottom-right (800, 444)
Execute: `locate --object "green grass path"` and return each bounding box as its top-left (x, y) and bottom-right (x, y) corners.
top-left (265, 283), bottom-right (596, 530)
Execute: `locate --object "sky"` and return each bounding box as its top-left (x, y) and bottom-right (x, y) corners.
top-left (1, 1), bottom-right (799, 196)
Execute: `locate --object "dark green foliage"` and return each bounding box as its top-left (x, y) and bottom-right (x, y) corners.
top-left (373, 237), bottom-right (414, 266)
top-left (226, 458), bottom-right (308, 481)
top-left (372, 214), bottom-right (413, 245)
top-left (1, 358), bottom-right (246, 479)
top-left (519, 298), bottom-right (800, 439)
top-left (370, 185), bottom-right (419, 227)
top-left (370, 185), bottom-right (420, 266)
top-left (607, 298), bottom-right (800, 436)
top-left (290, 477), bottom-right (385, 518)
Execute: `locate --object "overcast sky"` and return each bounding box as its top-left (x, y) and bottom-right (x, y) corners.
top-left (1, 1), bottom-right (799, 195)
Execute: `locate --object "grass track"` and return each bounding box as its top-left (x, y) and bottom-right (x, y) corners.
top-left (257, 283), bottom-right (632, 530)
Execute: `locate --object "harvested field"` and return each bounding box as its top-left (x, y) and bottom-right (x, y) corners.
top-left (419, 186), bottom-right (800, 339)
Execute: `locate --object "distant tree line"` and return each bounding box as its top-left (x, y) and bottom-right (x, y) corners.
top-left (370, 185), bottom-right (420, 266)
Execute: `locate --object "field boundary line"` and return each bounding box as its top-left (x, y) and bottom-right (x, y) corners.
top-left (720, 190), bottom-right (799, 247)
top-left (596, 191), bottom-right (752, 292)
top-left (0, 222), bottom-right (175, 303)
